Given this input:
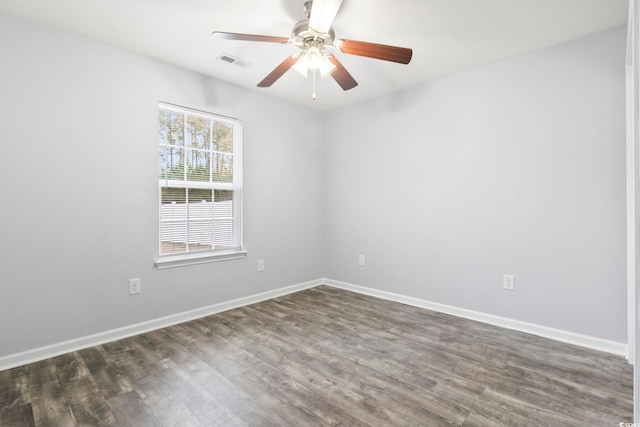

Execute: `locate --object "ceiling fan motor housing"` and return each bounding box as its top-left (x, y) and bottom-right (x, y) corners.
top-left (292, 19), bottom-right (335, 49)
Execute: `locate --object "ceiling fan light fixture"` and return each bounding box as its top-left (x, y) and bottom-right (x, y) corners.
top-left (292, 56), bottom-right (309, 76)
top-left (292, 47), bottom-right (336, 77)
top-left (318, 55), bottom-right (337, 77)
top-left (211, 0), bottom-right (411, 94)
top-left (305, 46), bottom-right (323, 69)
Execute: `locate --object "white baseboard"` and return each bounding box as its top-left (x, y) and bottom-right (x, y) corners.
top-left (322, 278), bottom-right (628, 357)
top-left (0, 277), bottom-right (627, 372)
top-left (0, 279), bottom-right (322, 372)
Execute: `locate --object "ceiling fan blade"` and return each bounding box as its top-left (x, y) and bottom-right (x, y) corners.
top-left (257, 55), bottom-right (300, 87)
top-left (211, 31), bottom-right (290, 44)
top-left (335, 39), bottom-right (413, 64)
top-left (309, 0), bottom-right (343, 34)
top-left (326, 54), bottom-right (357, 91)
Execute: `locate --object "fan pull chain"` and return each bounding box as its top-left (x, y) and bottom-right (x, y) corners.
top-left (312, 69), bottom-right (317, 100)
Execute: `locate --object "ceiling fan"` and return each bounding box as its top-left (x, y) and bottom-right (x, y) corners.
top-left (212, 0), bottom-right (413, 98)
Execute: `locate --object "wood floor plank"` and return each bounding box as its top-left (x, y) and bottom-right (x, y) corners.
top-left (59, 353), bottom-right (117, 426)
top-left (0, 367), bottom-right (35, 426)
top-left (0, 285), bottom-right (633, 426)
top-left (28, 360), bottom-right (72, 425)
top-left (219, 417), bottom-right (249, 427)
top-left (186, 359), bottom-right (291, 427)
top-left (107, 391), bottom-right (163, 427)
top-left (78, 346), bottom-right (133, 400)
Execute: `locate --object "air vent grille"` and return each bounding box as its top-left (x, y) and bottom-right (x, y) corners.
top-left (217, 53), bottom-right (252, 68)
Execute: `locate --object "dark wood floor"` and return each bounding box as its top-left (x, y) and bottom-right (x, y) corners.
top-left (0, 285), bottom-right (633, 426)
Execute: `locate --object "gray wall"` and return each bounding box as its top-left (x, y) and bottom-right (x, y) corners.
top-left (0, 14), bottom-right (325, 356)
top-left (323, 26), bottom-right (628, 342)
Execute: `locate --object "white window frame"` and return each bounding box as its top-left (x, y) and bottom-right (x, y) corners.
top-left (155, 102), bottom-right (245, 269)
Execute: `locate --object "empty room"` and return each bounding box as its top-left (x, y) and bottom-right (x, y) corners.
top-left (0, 0), bottom-right (638, 425)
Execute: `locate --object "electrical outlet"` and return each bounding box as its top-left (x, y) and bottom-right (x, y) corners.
top-left (503, 274), bottom-right (515, 291)
top-left (129, 278), bottom-right (141, 295)
top-left (257, 259), bottom-right (264, 272)
top-left (359, 254), bottom-right (365, 266)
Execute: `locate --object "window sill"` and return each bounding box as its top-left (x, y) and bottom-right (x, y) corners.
top-left (155, 249), bottom-right (247, 270)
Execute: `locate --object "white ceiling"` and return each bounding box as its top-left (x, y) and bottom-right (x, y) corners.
top-left (0, 0), bottom-right (629, 111)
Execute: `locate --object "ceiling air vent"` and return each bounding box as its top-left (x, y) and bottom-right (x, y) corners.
top-left (217, 53), bottom-right (251, 68)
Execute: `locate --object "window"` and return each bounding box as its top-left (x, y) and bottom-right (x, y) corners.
top-left (156, 103), bottom-right (244, 268)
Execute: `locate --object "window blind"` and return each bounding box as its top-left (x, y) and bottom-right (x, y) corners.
top-left (158, 104), bottom-right (242, 256)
